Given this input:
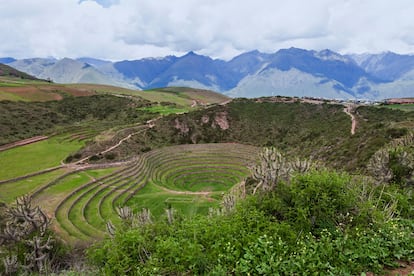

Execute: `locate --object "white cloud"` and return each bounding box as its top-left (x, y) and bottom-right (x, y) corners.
top-left (1, 0), bottom-right (414, 60)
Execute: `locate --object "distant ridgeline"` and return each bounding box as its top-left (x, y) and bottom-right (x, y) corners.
top-left (4, 48), bottom-right (414, 100)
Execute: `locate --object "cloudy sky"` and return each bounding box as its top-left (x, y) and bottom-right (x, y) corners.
top-left (1, 0), bottom-right (413, 60)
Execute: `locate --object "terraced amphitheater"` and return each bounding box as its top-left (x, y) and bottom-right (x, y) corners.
top-left (31, 143), bottom-right (259, 242)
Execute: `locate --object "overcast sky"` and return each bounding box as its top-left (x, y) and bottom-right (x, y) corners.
top-left (1, 0), bottom-right (414, 60)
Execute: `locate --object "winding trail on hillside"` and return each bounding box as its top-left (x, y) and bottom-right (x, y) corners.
top-left (343, 105), bottom-right (357, 135)
top-left (75, 127), bottom-right (148, 164)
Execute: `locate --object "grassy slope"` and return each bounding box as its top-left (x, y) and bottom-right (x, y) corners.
top-left (127, 182), bottom-right (217, 218)
top-left (116, 99), bottom-right (414, 172)
top-left (0, 137), bottom-right (83, 181)
top-left (68, 84), bottom-right (228, 105)
top-left (0, 64), bottom-right (40, 80)
top-left (382, 103), bottom-right (414, 112)
top-left (0, 169), bottom-right (68, 203)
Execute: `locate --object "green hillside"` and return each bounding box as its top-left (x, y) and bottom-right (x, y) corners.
top-left (0, 63), bottom-right (40, 80)
top-left (1, 88), bottom-right (414, 275)
top-left (77, 98), bottom-right (414, 171)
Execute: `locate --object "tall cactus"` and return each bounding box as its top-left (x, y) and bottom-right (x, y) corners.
top-left (251, 147), bottom-right (291, 194)
top-left (250, 147), bottom-right (314, 194)
top-left (222, 194), bottom-right (236, 214)
top-left (3, 255), bottom-right (18, 275)
top-left (0, 195), bottom-right (53, 274)
top-left (133, 208), bottom-right (152, 227)
top-left (367, 131), bottom-right (414, 186)
top-left (367, 149), bottom-right (393, 184)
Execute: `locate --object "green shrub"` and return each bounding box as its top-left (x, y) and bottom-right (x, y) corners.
top-left (87, 170), bottom-right (414, 275)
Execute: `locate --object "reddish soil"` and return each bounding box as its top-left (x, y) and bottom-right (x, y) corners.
top-left (386, 98), bottom-right (414, 104)
top-left (385, 261), bottom-right (414, 276)
top-left (1, 86), bottom-right (62, 101)
top-left (1, 84), bottom-right (96, 101)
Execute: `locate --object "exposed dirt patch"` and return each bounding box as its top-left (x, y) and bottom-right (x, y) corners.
top-left (213, 111), bottom-right (229, 130)
top-left (201, 114), bottom-right (210, 124)
top-left (384, 261), bottom-right (414, 276)
top-left (174, 118), bottom-right (190, 133)
top-left (1, 86), bottom-right (62, 101)
top-left (344, 105), bottom-right (357, 135)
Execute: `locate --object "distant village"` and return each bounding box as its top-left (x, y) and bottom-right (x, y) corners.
top-left (255, 95), bottom-right (414, 106)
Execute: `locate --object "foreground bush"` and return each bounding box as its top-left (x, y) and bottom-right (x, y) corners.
top-left (88, 170), bottom-right (414, 275)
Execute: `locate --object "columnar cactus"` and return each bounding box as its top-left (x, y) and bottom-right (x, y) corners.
top-left (251, 147), bottom-right (291, 194)
top-left (290, 157), bottom-right (312, 174)
top-left (116, 206), bottom-right (133, 221)
top-left (222, 194), bottom-right (236, 214)
top-left (106, 221), bottom-right (116, 237)
top-left (133, 208), bottom-right (152, 227)
top-left (165, 206), bottom-right (175, 225)
top-left (367, 149), bottom-right (393, 184)
top-left (3, 255), bottom-right (18, 275)
top-left (0, 195), bottom-right (53, 274)
top-left (24, 236), bottom-right (52, 273)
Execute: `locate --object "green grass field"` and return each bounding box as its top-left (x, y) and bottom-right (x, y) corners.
top-left (382, 104), bottom-right (414, 112)
top-left (17, 143), bottom-right (256, 241)
top-left (0, 137), bottom-right (84, 181)
top-left (0, 91), bottom-right (27, 101)
top-left (33, 168), bottom-right (117, 214)
top-left (0, 169), bottom-right (68, 203)
top-left (126, 182), bottom-right (219, 218)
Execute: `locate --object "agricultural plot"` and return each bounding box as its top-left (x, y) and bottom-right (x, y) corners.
top-left (0, 168), bottom-right (68, 203)
top-left (32, 143), bottom-right (259, 242)
top-left (382, 104), bottom-right (414, 112)
top-left (0, 137), bottom-right (84, 181)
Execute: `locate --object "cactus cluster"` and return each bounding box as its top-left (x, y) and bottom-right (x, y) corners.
top-left (368, 132), bottom-right (414, 186)
top-left (251, 147), bottom-right (313, 194)
top-left (107, 207), bottom-right (154, 237)
top-left (0, 195), bottom-right (53, 275)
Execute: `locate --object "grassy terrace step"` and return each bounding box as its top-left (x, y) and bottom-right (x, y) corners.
top-left (145, 144), bottom-right (258, 193)
top-left (98, 155), bottom-right (151, 224)
top-left (68, 184), bottom-right (104, 238)
top-left (53, 167), bottom-right (128, 239)
top-left (59, 158), bottom-right (144, 231)
top-left (156, 164), bottom-right (250, 180)
top-left (0, 168), bottom-right (68, 203)
top-left (110, 150), bottom-right (163, 206)
top-left (55, 156), bottom-right (147, 238)
top-left (85, 160), bottom-right (147, 230)
top-left (51, 143), bottom-right (259, 241)
top-left (0, 137), bottom-right (84, 181)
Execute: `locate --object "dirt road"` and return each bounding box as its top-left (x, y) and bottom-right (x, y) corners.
top-left (343, 105), bottom-right (357, 135)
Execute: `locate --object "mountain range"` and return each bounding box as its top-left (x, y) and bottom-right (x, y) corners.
top-left (2, 48), bottom-right (414, 100)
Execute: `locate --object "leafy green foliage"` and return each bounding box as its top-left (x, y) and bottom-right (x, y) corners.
top-left (88, 170), bottom-right (414, 275)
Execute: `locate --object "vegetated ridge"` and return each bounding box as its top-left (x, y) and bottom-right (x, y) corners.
top-left (0, 63), bottom-right (40, 80)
